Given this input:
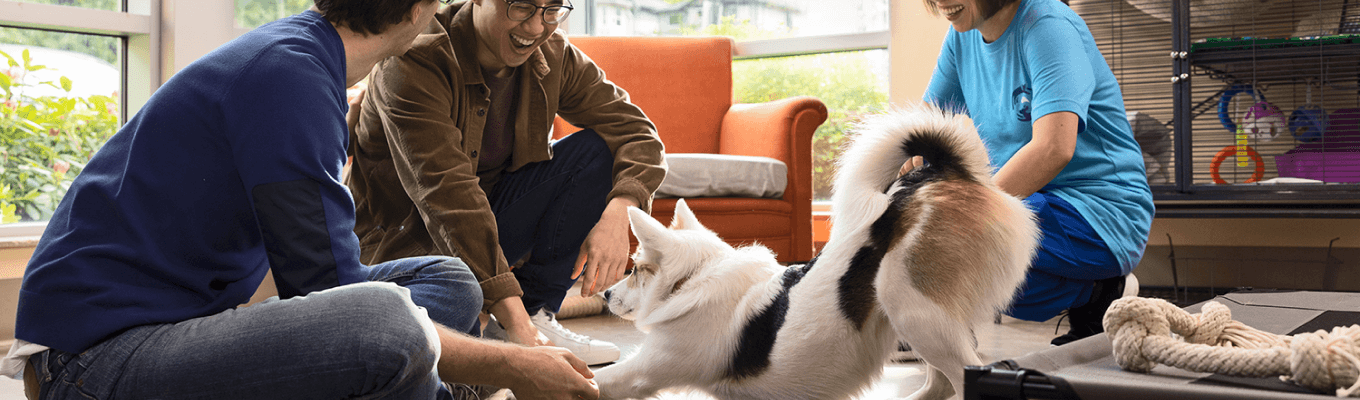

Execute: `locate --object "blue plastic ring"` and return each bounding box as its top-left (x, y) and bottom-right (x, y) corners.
top-left (1218, 84), bottom-right (1264, 133)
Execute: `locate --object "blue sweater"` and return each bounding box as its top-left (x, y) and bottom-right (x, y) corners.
top-left (924, 0), bottom-right (1154, 275)
top-left (16, 11), bottom-right (364, 354)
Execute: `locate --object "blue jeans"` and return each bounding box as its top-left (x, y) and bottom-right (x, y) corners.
top-left (29, 257), bottom-right (481, 400)
top-left (1006, 192), bottom-right (1125, 322)
top-left (488, 129), bottom-right (613, 315)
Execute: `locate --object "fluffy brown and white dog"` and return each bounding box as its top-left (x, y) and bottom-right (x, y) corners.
top-left (597, 105), bottom-right (1041, 400)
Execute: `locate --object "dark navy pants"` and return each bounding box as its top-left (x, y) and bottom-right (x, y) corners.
top-left (487, 129), bottom-right (613, 314)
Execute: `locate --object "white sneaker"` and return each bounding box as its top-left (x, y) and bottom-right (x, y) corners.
top-left (530, 309), bottom-right (621, 365)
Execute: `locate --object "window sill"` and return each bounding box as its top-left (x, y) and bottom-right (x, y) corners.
top-left (0, 237), bottom-right (40, 250)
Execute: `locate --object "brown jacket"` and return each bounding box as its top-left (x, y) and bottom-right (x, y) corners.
top-left (347, 1), bottom-right (665, 310)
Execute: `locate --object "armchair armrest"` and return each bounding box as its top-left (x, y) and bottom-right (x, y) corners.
top-left (719, 96), bottom-right (827, 162)
top-left (719, 96), bottom-right (827, 262)
top-left (719, 95), bottom-right (827, 198)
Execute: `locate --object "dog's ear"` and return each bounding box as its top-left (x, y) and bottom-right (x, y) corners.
top-left (628, 207), bottom-right (672, 246)
top-left (670, 199), bottom-right (706, 231)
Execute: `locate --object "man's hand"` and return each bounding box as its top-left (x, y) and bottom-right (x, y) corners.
top-left (573, 196), bottom-right (639, 297)
top-left (433, 324), bottom-right (597, 400)
top-left (505, 346), bottom-right (599, 400)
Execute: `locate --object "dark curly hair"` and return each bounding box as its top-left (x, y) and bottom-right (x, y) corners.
top-left (922, 0), bottom-right (1019, 21)
top-left (313, 0), bottom-right (433, 36)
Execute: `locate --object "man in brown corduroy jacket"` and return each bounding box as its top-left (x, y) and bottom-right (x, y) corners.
top-left (347, 0), bottom-right (665, 366)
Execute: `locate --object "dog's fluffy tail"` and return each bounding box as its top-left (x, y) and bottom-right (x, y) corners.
top-left (828, 104), bottom-right (1039, 326)
top-left (828, 104), bottom-right (995, 239)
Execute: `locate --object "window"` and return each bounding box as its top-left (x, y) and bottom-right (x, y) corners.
top-left (8, 0), bottom-right (118, 11)
top-left (235, 0), bottom-right (314, 29)
top-left (567, 0), bottom-right (890, 201)
top-left (1, 0), bottom-right (144, 227)
top-left (736, 50), bottom-right (889, 201)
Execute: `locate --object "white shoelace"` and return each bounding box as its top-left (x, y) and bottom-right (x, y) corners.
top-left (538, 312), bottom-right (592, 344)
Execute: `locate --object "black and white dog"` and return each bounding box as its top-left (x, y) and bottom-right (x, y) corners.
top-left (597, 105), bottom-right (1041, 400)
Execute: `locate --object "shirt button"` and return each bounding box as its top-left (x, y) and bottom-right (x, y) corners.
top-left (470, 150), bottom-right (479, 157)
top-left (477, 109), bottom-right (486, 117)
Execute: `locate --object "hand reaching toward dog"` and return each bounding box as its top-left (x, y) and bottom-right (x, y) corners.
top-left (434, 324), bottom-right (597, 400)
top-left (898, 155), bottom-right (926, 178)
top-left (506, 346), bottom-right (599, 400)
top-left (574, 196), bottom-right (638, 297)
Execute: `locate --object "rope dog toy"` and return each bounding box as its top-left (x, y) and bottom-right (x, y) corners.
top-left (1106, 296), bottom-right (1360, 397)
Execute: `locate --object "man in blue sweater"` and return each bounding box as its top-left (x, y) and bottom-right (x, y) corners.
top-left (2, 0), bottom-right (599, 399)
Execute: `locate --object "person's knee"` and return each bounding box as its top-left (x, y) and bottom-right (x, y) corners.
top-left (434, 257), bottom-right (484, 313)
top-left (436, 257), bottom-right (483, 295)
top-left (559, 129), bottom-right (612, 169)
top-left (327, 283), bottom-right (441, 379)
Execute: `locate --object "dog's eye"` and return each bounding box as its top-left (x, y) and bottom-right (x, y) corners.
top-left (634, 262), bottom-right (659, 275)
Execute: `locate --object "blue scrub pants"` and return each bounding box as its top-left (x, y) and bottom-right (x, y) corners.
top-left (1006, 192), bottom-right (1126, 322)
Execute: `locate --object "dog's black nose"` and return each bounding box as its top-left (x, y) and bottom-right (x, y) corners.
top-left (602, 289), bottom-right (612, 302)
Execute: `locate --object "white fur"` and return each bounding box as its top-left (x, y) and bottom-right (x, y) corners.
top-left (598, 105), bottom-right (1040, 400)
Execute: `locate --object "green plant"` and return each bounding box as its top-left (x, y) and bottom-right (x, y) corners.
top-left (680, 16), bottom-right (889, 201)
top-left (235, 0), bottom-right (315, 29)
top-left (735, 52), bottom-right (888, 200)
top-left (1, 48), bottom-right (119, 223)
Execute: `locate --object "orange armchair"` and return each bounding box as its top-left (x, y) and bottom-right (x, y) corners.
top-left (553, 36), bottom-right (827, 263)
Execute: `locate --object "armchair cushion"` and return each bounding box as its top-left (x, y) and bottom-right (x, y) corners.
top-left (657, 154), bottom-right (787, 199)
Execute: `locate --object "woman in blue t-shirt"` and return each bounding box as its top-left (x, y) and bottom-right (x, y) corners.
top-left (917, 0), bottom-right (1154, 345)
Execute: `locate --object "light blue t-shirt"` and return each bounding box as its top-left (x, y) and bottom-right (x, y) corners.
top-left (923, 0), bottom-right (1154, 275)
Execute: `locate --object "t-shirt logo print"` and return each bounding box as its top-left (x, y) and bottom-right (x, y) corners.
top-left (1012, 84), bottom-right (1033, 122)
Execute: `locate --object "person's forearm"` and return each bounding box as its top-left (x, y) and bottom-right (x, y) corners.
top-left (434, 324), bottom-right (506, 385)
top-left (433, 323), bottom-right (598, 398)
top-left (992, 143), bottom-right (1069, 199)
top-left (992, 112), bottom-right (1078, 199)
top-left (608, 195), bottom-right (640, 210)
top-left (488, 296), bottom-right (532, 333)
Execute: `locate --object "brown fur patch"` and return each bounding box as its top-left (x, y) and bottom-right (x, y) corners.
top-left (906, 180), bottom-right (1006, 322)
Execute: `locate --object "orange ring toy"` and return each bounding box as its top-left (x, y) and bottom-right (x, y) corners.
top-left (1210, 145), bottom-right (1265, 184)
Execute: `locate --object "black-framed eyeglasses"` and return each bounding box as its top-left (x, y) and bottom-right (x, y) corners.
top-left (502, 0), bottom-right (573, 25)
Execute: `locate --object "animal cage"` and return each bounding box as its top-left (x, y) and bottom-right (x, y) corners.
top-left (1070, 0), bottom-right (1360, 215)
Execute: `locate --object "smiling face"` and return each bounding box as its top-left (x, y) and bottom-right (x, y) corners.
top-left (932, 0), bottom-right (984, 33)
top-left (471, 0), bottom-right (558, 76)
top-left (927, 0), bottom-right (1019, 41)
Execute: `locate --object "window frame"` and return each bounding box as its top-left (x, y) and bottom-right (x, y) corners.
top-left (0, 0), bottom-right (159, 239)
top-left (0, 0), bottom-right (935, 238)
